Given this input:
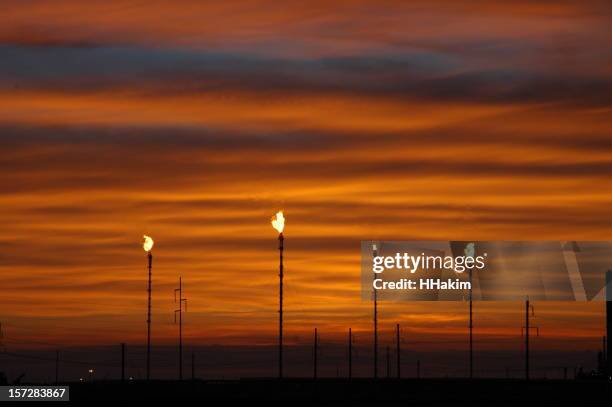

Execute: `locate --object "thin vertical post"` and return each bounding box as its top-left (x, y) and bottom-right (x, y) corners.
top-left (606, 270), bottom-right (611, 376)
top-left (386, 346), bottom-right (390, 378)
top-left (121, 343), bottom-right (125, 382)
top-left (174, 277), bottom-right (187, 381)
top-left (279, 233), bottom-right (284, 379)
top-left (55, 350), bottom-right (59, 384)
top-left (348, 328), bottom-right (352, 380)
top-left (525, 299), bottom-right (529, 381)
top-left (179, 278), bottom-right (183, 380)
top-left (373, 244), bottom-right (378, 379)
top-left (146, 252), bottom-right (152, 380)
top-left (396, 323), bottom-right (400, 379)
top-left (469, 266), bottom-right (473, 379)
top-left (313, 328), bottom-right (318, 380)
top-left (191, 351), bottom-right (195, 381)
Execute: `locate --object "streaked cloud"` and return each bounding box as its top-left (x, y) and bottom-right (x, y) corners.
top-left (0, 0), bottom-right (610, 360)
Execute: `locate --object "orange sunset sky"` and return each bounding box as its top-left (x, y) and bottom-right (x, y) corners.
top-left (1, 0), bottom-right (612, 374)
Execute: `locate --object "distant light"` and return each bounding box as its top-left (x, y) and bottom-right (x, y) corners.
top-left (79, 378), bottom-right (83, 382)
top-left (129, 376), bottom-right (134, 381)
top-left (88, 369), bottom-right (94, 373)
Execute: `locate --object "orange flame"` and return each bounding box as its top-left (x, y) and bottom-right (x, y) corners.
top-left (143, 235), bottom-right (154, 252)
top-left (271, 211), bottom-right (285, 234)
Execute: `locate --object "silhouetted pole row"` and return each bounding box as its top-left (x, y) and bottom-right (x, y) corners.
top-left (174, 276), bottom-right (187, 380)
top-left (396, 323), bottom-right (400, 379)
top-left (373, 243), bottom-right (378, 379)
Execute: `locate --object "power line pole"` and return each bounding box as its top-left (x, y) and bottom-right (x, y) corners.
top-left (121, 343), bottom-right (125, 382)
top-left (313, 328), bottom-right (318, 380)
top-left (469, 267), bottom-right (473, 379)
top-left (373, 243), bottom-right (378, 379)
top-left (278, 231), bottom-right (284, 379)
top-left (174, 277), bottom-right (187, 381)
top-left (146, 249), bottom-right (153, 380)
top-left (55, 350), bottom-right (59, 384)
top-left (606, 270), bottom-right (611, 377)
top-left (191, 350), bottom-right (195, 381)
top-left (386, 346), bottom-right (390, 378)
top-left (464, 243), bottom-right (475, 380)
top-left (522, 298), bottom-right (539, 380)
top-left (417, 359), bottom-right (420, 379)
top-left (348, 328), bottom-right (352, 380)
top-left (396, 324), bottom-right (400, 379)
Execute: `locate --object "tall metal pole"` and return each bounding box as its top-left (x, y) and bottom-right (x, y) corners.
top-left (521, 297), bottom-right (538, 380)
top-left (525, 298), bottom-right (529, 381)
top-left (146, 251), bottom-right (152, 381)
top-left (386, 346), bottom-right (390, 378)
top-left (278, 233), bottom-right (284, 379)
top-left (175, 277), bottom-right (187, 381)
top-left (179, 278), bottom-right (183, 380)
top-left (121, 343), bottom-right (125, 382)
top-left (348, 328), bottom-right (352, 380)
top-left (469, 266), bottom-right (473, 379)
top-left (373, 244), bottom-right (378, 379)
top-left (191, 351), bottom-right (195, 380)
top-left (602, 335), bottom-right (606, 367)
top-left (396, 323), bottom-right (400, 379)
top-left (55, 350), bottom-right (59, 384)
top-left (606, 270), bottom-right (612, 377)
top-left (313, 328), bottom-right (318, 380)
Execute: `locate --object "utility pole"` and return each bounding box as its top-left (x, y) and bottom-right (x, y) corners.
top-left (121, 343), bottom-right (125, 382)
top-left (278, 231), bottom-right (284, 380)
top-left (417, 359), bottom-right (420, 379)
top-left (174, 277), bottom-right (187, 381)
top-left (55, 350), bottom-right (59, 384)
top-left (606, 270), bottom-right (611, 377)
top-left (348, 328), bottom-right (353, 380)
top-left (191, 350), bottom-right (195, 380)
top-left (396, 324), bottom-right (400, 379)
top-left (464, 243), bottom-right (475, 380)
top-left (469, 267), bottom-right (473, 379)
top-left (146, 249), bottom-right (153, 380)
top-left (522, 298), bottom-right (539, 380)
top-left (373, 243), bottom-right (379, 379)
top-left (386, 346), bottom-right (390, 378)
top-left (313, 328), bottom-right (318, 380)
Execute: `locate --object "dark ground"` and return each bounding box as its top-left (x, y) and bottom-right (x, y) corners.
top-left (61, 378), bottom-right (612, 405)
